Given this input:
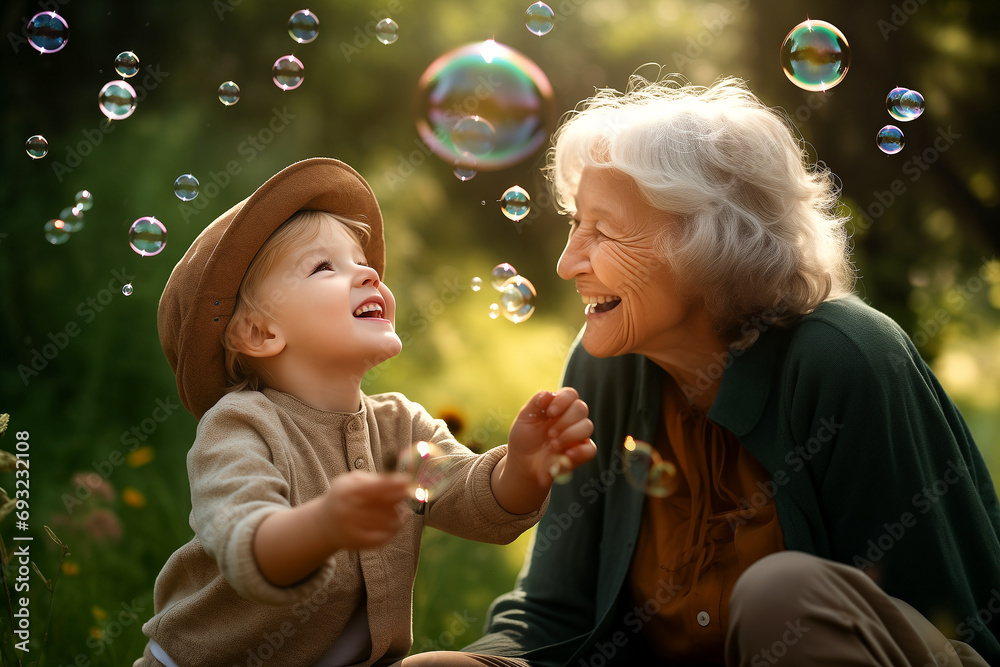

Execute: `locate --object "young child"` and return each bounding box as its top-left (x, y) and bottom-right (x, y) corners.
top-left (137, 158), bottom-right (596, 667)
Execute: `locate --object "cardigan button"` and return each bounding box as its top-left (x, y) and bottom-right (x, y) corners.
top-left (696, 611), bottom-right (710, 627)
top-left (347, 418), bottom-right (362, 432)
top-left (354, 457), bottom-right (365, 470)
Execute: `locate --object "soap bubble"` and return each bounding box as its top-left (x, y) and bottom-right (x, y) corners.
top-left (122, 283), bottom-right (133, 296)
top-left (98, 81), bottom-right (137, 120)
top-left (376, 18), bottom-right (399, 45)
top-left (488, 303), bottom-right (500, 320)
top-left (416, 40), bottom-right (555, 170)
top-left (128, 216), bottom-right (167, 256)
top-left (453, 167), bottom-right (477, 181)
top-left (453, 153), bottom-right (478, 181)
top-left (548, 454), bottom-right (573, 484)
top-left (115, 51), bottom-right (139, 78)
top-left (623, 436), bottom-right (679, 498)
top-left (25, 135), bottom-right (48, 159)
top-left (876, 125), bottom-right (904, 155)
top-left (173, 174), bottom-right (200, 201)
top-left (396, 441), bottom-right (459, 503)
top-left (75, 190), bottom-right (94, 211)
top-left (44, 219), bottom-right (70, 245)
top-left (452, 115), bottom-right (497, 157)
top-left (272, 55), bottom-right (305, 91)
top-left (60, 206), bottom-right (84, 233)
top-left (27, 12), bottom-right (69, 54)
top-left (288, 9), bottom-right (319, 44)
top-left (525, 2), bottom-right (555, 36)
top-left (218, 81), bottom-right (240, 106)
top-left (499, 275), bottom-right (537, 323)
top-left (779, 19), bottom-right (851, 92)
top-left (500, 186), bottom-right (531, 221)
top-left (471, 277), bottom-right (483, 292)
top-left (887, 87), bottom-right (924, 121)
top-left (490, 263), bottom-right (518, 290)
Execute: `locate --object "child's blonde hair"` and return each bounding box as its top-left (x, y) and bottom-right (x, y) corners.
top-left (223, 210), bottom-right (371, 392)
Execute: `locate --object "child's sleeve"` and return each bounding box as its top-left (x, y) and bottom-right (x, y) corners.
top-left (187, 397), bottom-right (338, 605)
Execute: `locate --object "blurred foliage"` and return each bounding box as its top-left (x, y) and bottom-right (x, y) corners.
top-left (0, 0), bottom-right (998, 663)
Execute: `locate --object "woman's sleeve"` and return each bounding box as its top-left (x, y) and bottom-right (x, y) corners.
top-left (785, 314), bottom-right (1000, 662)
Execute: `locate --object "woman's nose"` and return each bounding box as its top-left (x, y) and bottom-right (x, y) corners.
top-left (556, 232), bottom-right (589, 280)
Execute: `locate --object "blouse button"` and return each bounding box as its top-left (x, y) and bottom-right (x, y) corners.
top-left (348, 418), bottom-right (361, 432)
top-left (696, 611), bottom-right (710, 627)
top-left (354, 457), bottom-right (365, 469)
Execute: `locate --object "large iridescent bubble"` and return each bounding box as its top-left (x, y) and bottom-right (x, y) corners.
top-left (415, 40), bottom-right (555, 171)
top-left (779, 19), bottom-right (851, 92)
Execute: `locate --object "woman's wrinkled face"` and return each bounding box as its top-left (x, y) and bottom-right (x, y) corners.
top-left (556, 166), bottom-right (697, 359)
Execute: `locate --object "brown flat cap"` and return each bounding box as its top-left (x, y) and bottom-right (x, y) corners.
top-left (157, 157), bottom-right (385, 420)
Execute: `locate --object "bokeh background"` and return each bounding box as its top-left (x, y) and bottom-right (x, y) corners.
top-left (2, 0), bottom-right (999, 663)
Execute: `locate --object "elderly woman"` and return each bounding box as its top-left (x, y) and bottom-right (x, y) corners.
top-left (463, 78), bottom-right (1000, 666)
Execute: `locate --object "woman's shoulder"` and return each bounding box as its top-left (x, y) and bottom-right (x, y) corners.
top-left (790, 294), bottom-right (912, 359)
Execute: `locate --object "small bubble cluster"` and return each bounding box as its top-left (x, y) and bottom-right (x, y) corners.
top-left (886, 86), bottom-right (924, 122)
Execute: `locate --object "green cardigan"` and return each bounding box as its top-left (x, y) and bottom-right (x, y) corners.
top-left (467, 295), bottom-right (1000, 665)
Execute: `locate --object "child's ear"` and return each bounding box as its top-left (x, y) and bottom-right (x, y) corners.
top-left (231, 313), bottom-right (285, 359)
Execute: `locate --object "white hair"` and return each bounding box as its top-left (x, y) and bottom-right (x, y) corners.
top-left (546, 75), bottom-right (855, 348)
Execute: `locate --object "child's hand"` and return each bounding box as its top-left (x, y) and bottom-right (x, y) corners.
top-left (507, 387), bottom-right (596, 488)
top-left (323, 471), bottom-right (411, 551)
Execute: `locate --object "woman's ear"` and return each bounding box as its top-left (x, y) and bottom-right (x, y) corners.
top-left (230, 312), bottom-right (285, 359)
